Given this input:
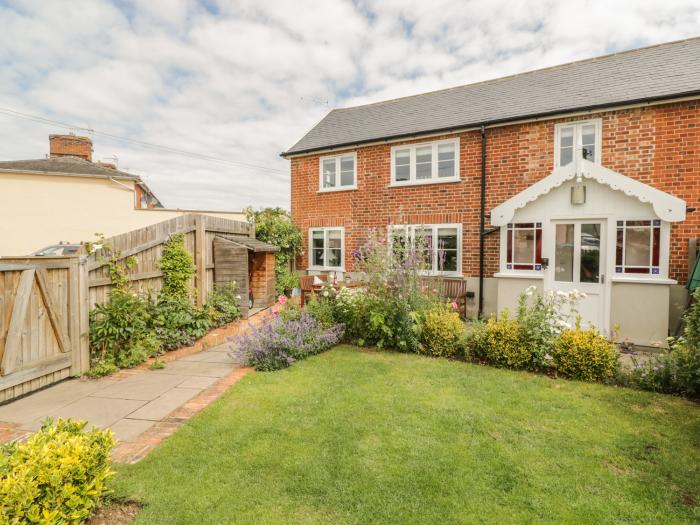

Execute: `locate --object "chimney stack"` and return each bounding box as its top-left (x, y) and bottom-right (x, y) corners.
top-left (49, 134), bottom-right (93, 162)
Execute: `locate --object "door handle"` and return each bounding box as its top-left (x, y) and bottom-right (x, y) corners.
top-left (600, 274), bottom-right (605, 284)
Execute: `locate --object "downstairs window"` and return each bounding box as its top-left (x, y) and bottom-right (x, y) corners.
top-left (615, 220), bottom-right (661, 274)
top-left (506, 222), bottom-right (543, 271)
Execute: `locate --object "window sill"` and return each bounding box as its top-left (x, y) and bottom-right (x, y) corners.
top-left (388, 177), bottom-right (461, 188)
top-left (610, 276), bottom-right (676, 285)
top-left (308, 267), bottom-right (345, 273)
top-left (494, 272), bottom-right (544, 280)
top-left (317, 186), bottom-right (357, 194)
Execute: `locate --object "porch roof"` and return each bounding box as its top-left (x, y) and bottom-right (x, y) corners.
top-left (490, 159), bottom-right (687, 226)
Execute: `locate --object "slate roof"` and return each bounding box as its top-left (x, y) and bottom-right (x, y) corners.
top-left (284, 37), bottom-right (700, 156)
top-left (0, 156), bottom-right (141, 180)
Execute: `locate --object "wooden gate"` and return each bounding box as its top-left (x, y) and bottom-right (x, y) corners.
top-left (0, 257), bottom-right (89, 403)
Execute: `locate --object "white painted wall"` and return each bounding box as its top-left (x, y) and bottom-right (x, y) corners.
top-left (0, 173), bottom-right (245, 256)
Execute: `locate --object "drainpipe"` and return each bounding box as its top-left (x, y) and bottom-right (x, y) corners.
top-left (478, 125), bottom-right (487, 319)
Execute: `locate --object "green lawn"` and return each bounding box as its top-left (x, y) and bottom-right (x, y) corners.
top-left (113, 346), bottom-right (700, 524)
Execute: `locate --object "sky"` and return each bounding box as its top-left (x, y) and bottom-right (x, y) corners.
top-left (0, 0), bottom-right (698, 212)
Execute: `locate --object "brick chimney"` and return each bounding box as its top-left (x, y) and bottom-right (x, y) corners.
top-left (49, 134), bottom-right (93, 162)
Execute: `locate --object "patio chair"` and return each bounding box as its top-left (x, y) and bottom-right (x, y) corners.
top-left (300, 274), bottom-right (328, 307)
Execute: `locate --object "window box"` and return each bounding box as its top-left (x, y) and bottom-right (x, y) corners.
top-left (390, 139), bottom-right (460, 186)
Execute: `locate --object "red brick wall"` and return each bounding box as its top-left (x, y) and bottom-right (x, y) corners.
top-left (291, 100), bottom-right (699, 282)
top-left (49, 134), bottom-right (93, 161)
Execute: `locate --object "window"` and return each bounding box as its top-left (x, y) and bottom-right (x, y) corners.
top-left (309, 228), bottom-right (344, 269)
top-left (391, 139), bottom-right (459, 185)
top-left (506, 222), bottom-right (543, 271)
top-left (615, 220), bottom-right (661, 274)
top-left (319, 153), bottom-right (356, 191)
top-left (388, 224), bottom-right (461, 275)
top-left (555, 119), bottom-right (601, 167)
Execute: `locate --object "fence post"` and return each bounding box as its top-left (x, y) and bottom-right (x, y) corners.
top-left (195, 215), bottom-right (206, 307)
top-left (76, 256), bottom-right (90, 375)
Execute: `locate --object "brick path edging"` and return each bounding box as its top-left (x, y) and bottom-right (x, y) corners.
top-left (111, 367), bottom-right (253, 464)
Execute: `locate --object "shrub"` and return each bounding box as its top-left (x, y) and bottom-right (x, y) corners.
top-left (419, 305), bottom-right (465, 358)
top-left (205, 281), bottom-right (242, 327)
top-left (627, 289), bottom-right (700, 396)
top-left (149, 296), bottom-right (212, 351)
top-left (159, 233), bottom-right (196, 302)
top-left (466, 315), bottom-right (531, 369)
top-left (0, 418), bottom-right (115, 524)
top-left (88, 290), bottom-right (155, 375)
top-left (305, 295), bottom-right (336, 328)
top-left (551, 326), bottom-right (618, 381)
top-left (235, 312), bottom-right (344, 371)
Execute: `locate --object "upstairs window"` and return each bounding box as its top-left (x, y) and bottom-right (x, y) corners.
top-left (555, 119), bottom-right (601, 167)
top-left (310, 227), bottom-right (344, 269)
top-left (389, 224), bottom-right (461, 275)
top-left (319, 153), bottom-right (356, 191)
top-left (391, 139), bottom-right (459, 185)
top-left (616, 220), bottom-right (661, 275)
top-left (506, 222), bottom-right (543, 271)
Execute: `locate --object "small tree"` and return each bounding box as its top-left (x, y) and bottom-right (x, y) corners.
top-left (245, 207), bottom-right (303, 295)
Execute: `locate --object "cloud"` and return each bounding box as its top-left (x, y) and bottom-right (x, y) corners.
top-left (0, 0), bottom-right (697, 211)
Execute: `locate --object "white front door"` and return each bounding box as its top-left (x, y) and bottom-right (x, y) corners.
top-left (546, 220), bottom-right (606, 332)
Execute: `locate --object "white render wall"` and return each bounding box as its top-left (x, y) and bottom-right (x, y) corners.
top-left (0, 173), bottom-right (245, 256)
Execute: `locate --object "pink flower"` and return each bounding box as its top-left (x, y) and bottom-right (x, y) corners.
top-left (278, 295), bottom-right (288, 305)
top-left (451, 301), bottom-right (459, 310)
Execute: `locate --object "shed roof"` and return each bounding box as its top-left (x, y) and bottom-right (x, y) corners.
top-left (284, 37), bottom-right (700, 156)
top-left (218, 235), bottom-right (280, 253)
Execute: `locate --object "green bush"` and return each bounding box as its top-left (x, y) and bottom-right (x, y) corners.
top-left (88, 290), bottom-right (156, 376)
top-left (466, 315), bottom-right (531, 369)
top-left (627, 289), bottom-right (700, 396)
top-left (159, 233), bottom-right (196, 302)
top-left (419, 305), bottom-right (465, 358)
top-left (205, 282), bottom-right (242, 327)
top-left (0, 418), bottom-right (115, 524)
top-left (551, 326), bottom-right (618, 381)
top-left (149, 296), bottom-right (212, 351)
top-left (305, 295), bottom-right (337, 328)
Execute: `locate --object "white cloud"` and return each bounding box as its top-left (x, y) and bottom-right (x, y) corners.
top-left (0, 0), bottom-right (697, 211)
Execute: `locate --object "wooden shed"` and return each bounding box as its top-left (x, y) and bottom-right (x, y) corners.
top-left (213, 235), bottom-right (280, 319)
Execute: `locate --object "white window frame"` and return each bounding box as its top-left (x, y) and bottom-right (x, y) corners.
top-left (390, 138), bottom-right (460, 186)
top-left (308, 227), bottom-right (345, 270)
top-left (554, 119), bottom-right (602, 168)
top-left (388, 223), bottom-right (462, 276)
top-left (318, 152), bottom-right (357, 192)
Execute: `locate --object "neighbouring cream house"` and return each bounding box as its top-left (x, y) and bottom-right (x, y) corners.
top-left (0, 134), bottom-right (245, 255)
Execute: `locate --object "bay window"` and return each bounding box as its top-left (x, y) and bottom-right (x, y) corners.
top-left (389, 224), bottom-right (461, 275)
top-left (391, 139), bottom-right (459, 185)
top-left (310, 227), bottom-right (344, 269)
top-left (615, 220), bottom-right (661, 274)
top-left (555, 119), bottom-right (601, 167)
top-left (319, 153), bottom-right (356, 191)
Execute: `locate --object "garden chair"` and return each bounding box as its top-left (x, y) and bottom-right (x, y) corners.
top-left (300, 274), bottom-right (328, 307)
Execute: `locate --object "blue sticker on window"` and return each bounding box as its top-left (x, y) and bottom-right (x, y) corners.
top-left (536, 222), bottom-right (542, 228)
top-left (506, 264), bottom-right (512, 270)
top-left (653, 219), bottom-right (661, 227)
top-left (535, 264), bottom-right (542, 271)
top-left (616, 220), bottom-right (623, 227)
top-left (615, 266), bottom-right (623, 273)
top-left (652, 267), bottom-right (660, 274)
top-left (507, 223), bottom-right (513, 229)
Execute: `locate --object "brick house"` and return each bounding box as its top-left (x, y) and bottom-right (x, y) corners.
top-left (283, 38), bottom-right (700, 347)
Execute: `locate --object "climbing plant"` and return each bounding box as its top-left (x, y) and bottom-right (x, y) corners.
top-left (159, 233), bottom-right (196, 302)
top-left (85, 233), bottom-right (136, 293)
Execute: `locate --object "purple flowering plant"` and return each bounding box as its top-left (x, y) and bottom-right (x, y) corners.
top-left (233, 310), bottom-right (344, 371)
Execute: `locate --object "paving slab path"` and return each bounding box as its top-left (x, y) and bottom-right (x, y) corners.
top-left (0, 342), bottom-right (249, 458)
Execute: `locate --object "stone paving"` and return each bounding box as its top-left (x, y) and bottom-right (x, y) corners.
top-left (0, 342), bottom-right (251, 461)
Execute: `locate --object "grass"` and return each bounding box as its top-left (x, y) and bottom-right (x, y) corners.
top-left (113, 346), bottom-right (700, 524)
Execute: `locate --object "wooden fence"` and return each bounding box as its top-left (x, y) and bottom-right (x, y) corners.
top-left (87, 214), bottom-right (253, 307)
top-left (0, 214), bottom-right (254, 403)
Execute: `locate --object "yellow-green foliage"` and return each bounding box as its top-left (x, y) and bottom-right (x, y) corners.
top-left (419, 306), bottom-right (464, 358)
top-left (552, 327), bottom-right (618, 381)
top-left (0, 419), bottom-right (116, 524)
top-left (469, 316), bottom-right (531, 369)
